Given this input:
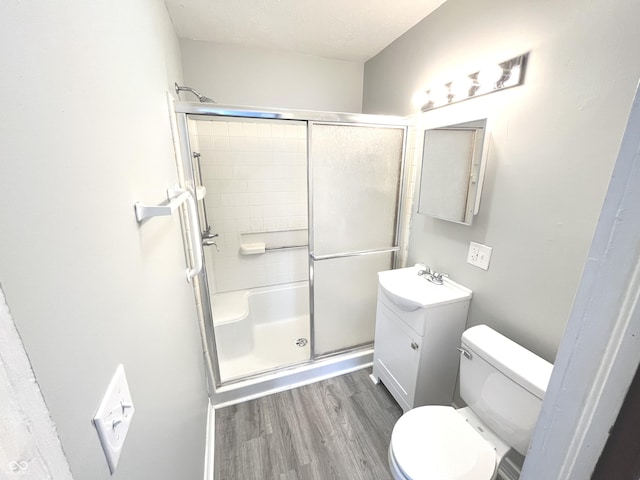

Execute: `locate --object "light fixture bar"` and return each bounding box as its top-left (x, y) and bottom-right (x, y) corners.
top-left (415, 52), bottom-right (529, 112)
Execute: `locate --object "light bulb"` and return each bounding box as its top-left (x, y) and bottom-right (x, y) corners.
top-left (450, 75), bottom-right (473, 100)
top-left (477, 64), bottom-right (504, 91)
top-left (503, 64), bottom-right (522, 87)
top-left (430, 84), bottom-right (450, 106)
top-left (412, 90), bottom-right (430, 109)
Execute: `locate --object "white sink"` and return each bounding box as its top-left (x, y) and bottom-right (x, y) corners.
top-left (378, 264), bottom-right (472, 311)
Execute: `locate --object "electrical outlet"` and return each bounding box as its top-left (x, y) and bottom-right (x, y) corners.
top-left (93, 365), bottom-right (135, 474)
top-left (467, 242), bottom-right (492, 270)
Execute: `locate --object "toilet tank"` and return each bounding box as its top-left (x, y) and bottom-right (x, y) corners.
top-left (459, 325), bottom-right (553, 456)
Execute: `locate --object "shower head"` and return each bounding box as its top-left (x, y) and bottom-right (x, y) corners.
top-left (174, 83), bottom-right (216, 103)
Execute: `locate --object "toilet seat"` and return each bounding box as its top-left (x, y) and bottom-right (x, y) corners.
top-left (390, 406), bottom-right (497, 480)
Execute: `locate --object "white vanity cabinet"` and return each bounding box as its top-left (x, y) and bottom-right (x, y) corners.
top-left (371, 265), bottom-right (472, 412)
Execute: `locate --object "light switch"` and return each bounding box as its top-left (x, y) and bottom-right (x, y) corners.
top-left (467, 241), bottom-right (492, 270)
top-left (93, 364), bottom-right (135, 474)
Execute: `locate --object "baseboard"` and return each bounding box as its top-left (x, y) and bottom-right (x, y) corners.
top-left (203, 402), bottom-right (215, 480)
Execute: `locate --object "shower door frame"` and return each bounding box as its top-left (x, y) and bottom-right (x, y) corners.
top-left (174, 101), bottom-right (409, 390)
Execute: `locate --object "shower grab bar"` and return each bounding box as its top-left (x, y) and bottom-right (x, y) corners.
top-left (192, 152), bottom-right (213, 237)
top-left (265, 244), bottom-right (308, 251)
top-left (311, 246), bottom-right (399, 261)
top-left (134, 187), bottom-right (203, 282)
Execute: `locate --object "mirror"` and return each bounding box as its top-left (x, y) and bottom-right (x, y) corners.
top-left (417, 119), bottom-right (488, 225)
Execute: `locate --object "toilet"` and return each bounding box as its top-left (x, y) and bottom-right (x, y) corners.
top-left (388, 325), bottom-right (553, 480)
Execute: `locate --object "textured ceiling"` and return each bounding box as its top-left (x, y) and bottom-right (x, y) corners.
top-left (165, 0), bottom-right (447, 62)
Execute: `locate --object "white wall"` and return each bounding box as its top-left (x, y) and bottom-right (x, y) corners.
top-left (363, 0), bottom-right (640, 361)
top-left (0, 1), bottom-right (208, 479)
top-left (180, 39), bottom-right (364, 112)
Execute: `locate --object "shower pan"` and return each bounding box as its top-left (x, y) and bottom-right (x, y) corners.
top-left (174, 102), bottom-right (408, 405)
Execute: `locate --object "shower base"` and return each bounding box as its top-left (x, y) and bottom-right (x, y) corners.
top-left (219, 314), bottom-right (310, 381)
top-left (212, 281), bottom-right (310, 383)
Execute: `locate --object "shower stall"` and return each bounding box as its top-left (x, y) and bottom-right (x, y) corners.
top-left (174, 103), bottom-right (408, 403)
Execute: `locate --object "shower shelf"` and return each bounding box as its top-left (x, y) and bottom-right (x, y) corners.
top-left (134, 187), bottom-right (202, 281)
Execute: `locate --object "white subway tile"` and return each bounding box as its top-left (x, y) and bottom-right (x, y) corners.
top-left (229, 136), bottom-right (245, 152)
top-left (219, 180), bottom-right (235, 193)
top-left (256, 123), bottom-right (271, 137)
top-left (212, 121), bottom-right (229, 136)
top-left (249, 206), bottom-right (263, 218)
top-left (204, 179), bottom-right (220, 194)
top-left (220, 193), bottom-right (235, 207)
top-left (271, 137), bottom-right (286, 152)
top-left (263, 217), bottom-right (278, 231)
top-left (216, 165), bottom-right (234, 179)
top-left (199, 150), bottom-right (217, 166)
top-left (262, 179), bottom-right (279, 192)
top-left (270, 123), bottom-right (284, 137)
top-left (227, 151), bottom-right (246, 166)
top-left (242, 122), bottom-right (257, 137)
top-left (232, 165), bottom-right (249, 180)
top-left (218, 219), bottom-right (239, 233)
top-left (244, 137), bottom-right (259, 152)
top-left (246, 179), bottom-right (263, 193)
top-left (250, 218), bottom-right (264, 232)
top-left (274, 217), bottom-right (288, 230)
top-left (221, 206), bottom-right (237, 219)
top-left (198, 135), bottom-right (215, 150)
top-left (227, 122), bottom-right (243, 136)
top-left (283, 138), bottom-right (298, 153)
top-left (201, 165), bottom-right (216, 180)
top-left (213, 136), bottom-right (230, 151)
top-left (284, 124), bottom-right (298, 138)
top-left (231, 180), bottom-right (247, 193)
top-left (196, 121), bottom-right (213, 136)
top-left (234, 193), bottom-right (249, 206)
top-left (235, 206), bottom-right (251, 219)
top-left (248, 192), bottom-right (262, 205)
top-left (204, 193), bottom-right (221, 208)
top-left (256, 137), bottom-right (273, 152)
top-left (237, 218), bottom-right (251, 232)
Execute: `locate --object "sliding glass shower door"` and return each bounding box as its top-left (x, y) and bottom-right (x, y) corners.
top-left (309, 123), bottom-right (406, 356)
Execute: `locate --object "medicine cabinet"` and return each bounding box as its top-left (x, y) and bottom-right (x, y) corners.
top-left (417, 119), bottom-right (489, 225)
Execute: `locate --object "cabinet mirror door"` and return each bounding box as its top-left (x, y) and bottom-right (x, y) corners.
top-left (417, 118), bottom-right (488, 225)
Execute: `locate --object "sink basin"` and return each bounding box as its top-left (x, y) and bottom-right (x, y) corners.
top-left (378, 264), bottom-right (472, 311)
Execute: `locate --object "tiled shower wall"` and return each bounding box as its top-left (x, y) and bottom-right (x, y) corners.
top-left (194, 118), bottom-right (309, 293)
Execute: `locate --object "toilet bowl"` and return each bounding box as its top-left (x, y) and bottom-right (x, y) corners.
top-left (389, 406), bottom-right (497, 480)
top-left (388, 325), bottom-right (553, 480)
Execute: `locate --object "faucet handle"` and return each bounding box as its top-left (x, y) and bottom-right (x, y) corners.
top-left (430, 271), bottom-right (449, 285)
top-left (417, 263), bottom-right (433, 276)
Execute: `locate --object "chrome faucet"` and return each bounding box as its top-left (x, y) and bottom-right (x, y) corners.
top-left (417, 264), bottom-right (448, 285)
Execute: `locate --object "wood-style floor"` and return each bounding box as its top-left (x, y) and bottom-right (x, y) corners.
top-left (214, 368), bottom-right (402, 479)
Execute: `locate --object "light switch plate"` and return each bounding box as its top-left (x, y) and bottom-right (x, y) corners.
top-left (467, 241), bottom-right (492, 270)
top-left (93, 364), bottom-right (135, 474)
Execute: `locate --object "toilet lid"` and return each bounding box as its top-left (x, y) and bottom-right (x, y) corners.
top-left (391, 406), bottom-right (496, 480)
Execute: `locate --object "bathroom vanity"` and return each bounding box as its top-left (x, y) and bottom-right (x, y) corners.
top-left (371, 265), bottom-right (472, 412)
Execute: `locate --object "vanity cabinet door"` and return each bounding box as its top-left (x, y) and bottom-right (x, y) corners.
top-left (373, 302), bottom-right (422, 411)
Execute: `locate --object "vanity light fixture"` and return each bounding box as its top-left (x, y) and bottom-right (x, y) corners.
top-left (413, 53), bottom-right (529, 111)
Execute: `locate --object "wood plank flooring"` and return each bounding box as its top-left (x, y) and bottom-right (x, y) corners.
top-left (214, 368), bottom-right (402, 480)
